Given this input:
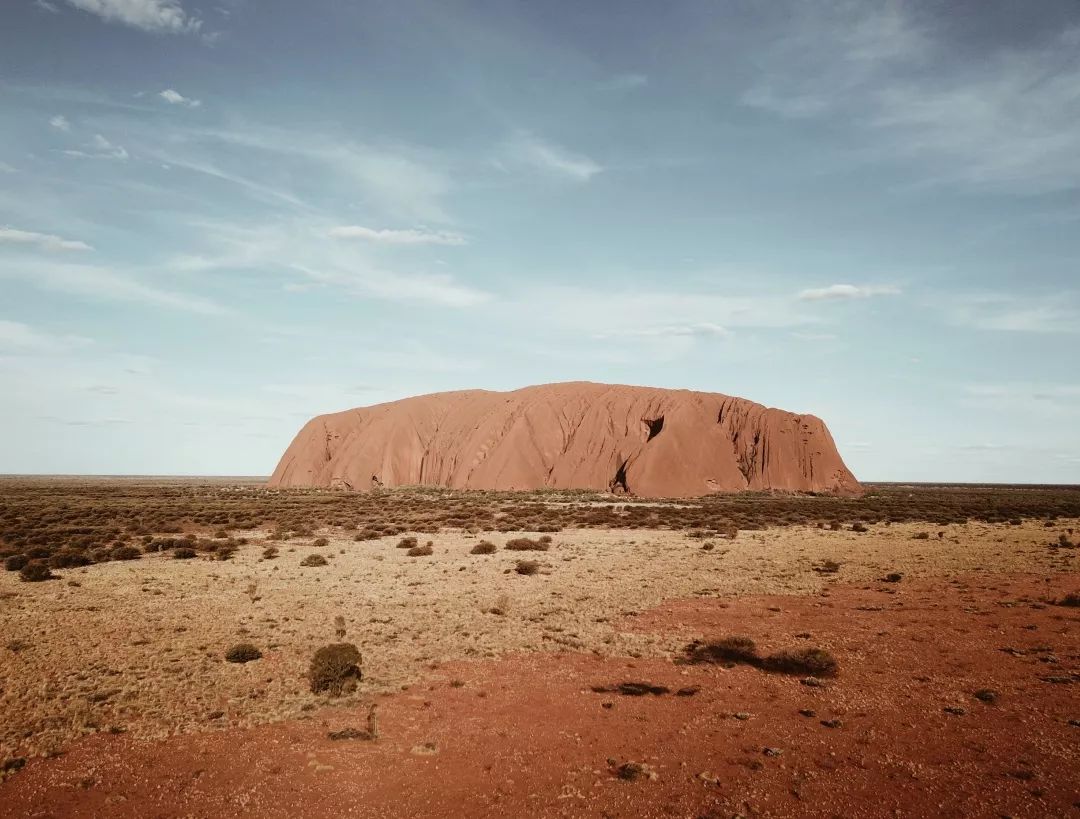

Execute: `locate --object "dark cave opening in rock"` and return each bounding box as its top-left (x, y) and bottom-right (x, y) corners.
top-left (644, 416), bottom-right (665, 442)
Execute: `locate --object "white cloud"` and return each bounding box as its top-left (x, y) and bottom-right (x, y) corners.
top-left (594, 322), bottom-right (732, 340)
top-left (798, 283), bottom-right (901, 301)
top-left (328, 225), bottom-right (467, 246)
top-left (742, 6), bottom-right (1080, 193)
top-left (149, 125), bottom-right (452, 222)
top-left (1, 260), bottom-right (229, 315)
top-left (63, 134), bottom-right (129, 160)
top-left (507, 133), bottom-right (602, 181)
top-left (0, 162), bottom-right (16, 174)
top-left (963, 383), bottom-right (1080, 419)
top-left (945, 293), bottom-right (1079, 334)
top-left (164, 218), bottom-right (490, 308)
top-left (159, 88), bottom-right (201, 107)
top-left (598, 73), bottom-right (648, 92)
top-left (49, 114), bottom-right (70, 131)
top-left (35, 0), bottom-right (60, 12)
top-left (64, 0), bottom-right (201, 34)
top-left (0, 226), bottom-right (92, 252)
top-left (0, 320), bottom-right (92, 353)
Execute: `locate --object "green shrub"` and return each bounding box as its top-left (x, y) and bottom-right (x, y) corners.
top-left (761, 647), bottom-right (838, 677)
top-left (19, 562), bottom-right (55, 582)
top-left (505, 537), bottom-right (549, 551)
top-left (515, 559), bottom-right (540, 575)
top-left (4, 554), bottom-right (29, 572)
top-left (685, 636), bottom-right (758, 664)
top-left (225, 643), bottom-right (262, 663)
top-left (309, 643), bottom-right (362, 695)
top-left (49, 550), bottom-right (93, 569)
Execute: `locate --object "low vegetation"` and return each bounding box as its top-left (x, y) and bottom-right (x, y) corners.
top-left (470, 540), bottom-right (497, 554)
top-left (505, 536), bottom-right (552, 551)
top-left (515, 559), bottom-right (541, 575)
top-left (309, 643), bottom-right (363, 695)
top-left (685, 636), bottom-right (838, 677)
top-left (300, 554), bottom-right (329, 567)
top-left (224, 643), bottom-right (262, 663)
top-left (1, 478), bottom-right (1078, 575)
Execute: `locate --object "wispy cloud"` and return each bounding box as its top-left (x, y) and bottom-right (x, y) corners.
top-left (598, 73), bottom-right (648, 92)
top-left (64, 0), bottom-right (202, 35)
top-left (165, 218), bottom-right (490, 308)
top-left (151, 125), bottom-right (453, 222)
top-left (0, 226), bottom-right (92, 252)
top-left (49, 114), bottom-right (70, 131)
top-left (63, 133), bottom-right (129, 160)
top-left (798, 283), bottom-right (900, 301)
top-left (945, 293), bottom-right (1079, 333)
top-left (0, 320), bottom-right (92, 352)
top-left (743, 5), bottom-right (1080, 193)
top-left (328, 225), bottom-right (467, 246)
top-left (593, 322), bottom-right (732, 340)
top-left (506, 133), bottom-right (602, 181)
top-left (2, 260), bottom-right (230, 315)
top-left (963, 382), bottom-right (1080, 420)
top-left (34, 0), bottom-right (60, 12)
top-left (159, 88), bottom-right (201, 107)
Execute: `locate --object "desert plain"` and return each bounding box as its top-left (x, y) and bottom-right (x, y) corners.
top-left (0, 478), bottom-right (1078, 817)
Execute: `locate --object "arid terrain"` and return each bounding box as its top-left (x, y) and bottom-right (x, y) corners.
top-left (1, 479), bottom-right (1078, 817)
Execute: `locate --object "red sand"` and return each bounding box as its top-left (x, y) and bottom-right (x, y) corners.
top-left (269, 381), bottom-right (859, 497)
top-left (3, 573), bottom-right (1076, 818)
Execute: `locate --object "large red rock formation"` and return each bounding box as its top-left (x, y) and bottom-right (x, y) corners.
top-left (269, 382), bottom-right (860, 497)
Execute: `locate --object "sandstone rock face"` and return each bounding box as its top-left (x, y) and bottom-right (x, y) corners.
top-left (269, 382), bottom-right (860, 498)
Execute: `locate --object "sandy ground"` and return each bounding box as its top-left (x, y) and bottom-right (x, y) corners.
top-left (1, 520), bottom-right (1078, 816)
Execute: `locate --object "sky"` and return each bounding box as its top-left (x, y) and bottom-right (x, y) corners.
top-left (1, 0), bottom-right (1078, 482)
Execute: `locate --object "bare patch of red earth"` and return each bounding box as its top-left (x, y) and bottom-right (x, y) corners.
top-left (2, 573), bottom-right (1077, 818)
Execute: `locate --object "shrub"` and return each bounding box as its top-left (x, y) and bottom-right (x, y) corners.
top-left (4, 554), bottom-right (28, 572)
top-left (1055, 591), bottom-right (1080, 607)
top-left (224, 643), bottom-right (262, 663)
top-left (761, 647), bottom-right (838, 677)
top-left (515, 559), bottom-right (540, 576)
top-left (470, 541), bottom-right (497, 555)
top-left (309, 643), bottom-right (363, 695)
top-left (505, 537), bottom-right (549, 551)
top-left (111, 545), bottom-right (142, 561)
top-left (49, 550), bottom-right (93, 569)
top-left (396, 536), bottom-right (418, 550)
top-left (19, 562), bottom-right (55, 582)
top-left (301, 554), bottom-right (329, 567)
top-left (262, 546), bottom-right (279, 560)
top-left (407, 542), bottom-right (434, 557)
top-left (313, 537), bottom-right (328, 548)
top-left (851, 522), bottom-right (868, 533)
top-left (912, 531), bottom-right (930, 540)
top-left (685, 636), bottom-right (758, 665)
top-left (173, 547), bottom-right (197, 560)
top-left (813, 560), bottom-right (841, 574)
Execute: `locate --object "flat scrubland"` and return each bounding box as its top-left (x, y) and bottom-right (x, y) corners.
top-left (1, 479), bottom-right (1078, 817)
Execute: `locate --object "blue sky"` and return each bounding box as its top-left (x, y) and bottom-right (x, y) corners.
top-left (1, 0), bottom-right (1078, 481)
